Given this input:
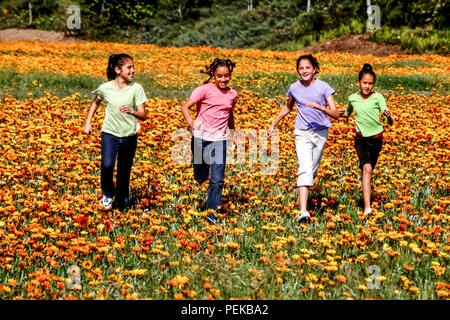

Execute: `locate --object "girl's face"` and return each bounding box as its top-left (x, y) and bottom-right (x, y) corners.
top-left (358, 73), bottom-right (375, 96)
top-left (214, 66), bottom-right (231, 90)
top-left (297, 59), bottom-right (316, 82)
top-left (115, 58), bottom-right (134, 82)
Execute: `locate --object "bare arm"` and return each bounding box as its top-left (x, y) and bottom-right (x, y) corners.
top-left (306, 94), bottom-right (345, 119)
top-left (228, 108), bottom-right (239, 145)
top-left (120, 103), bottom-right (147, 121)
top-left (383, 109), bottom-right (394, 126)
top-left (228, 108), bottom-right (235, 130)
top-left (83, 97), bottom-right (102, 134)
top-left (180, 99), bottom-right (200, 130)
top-left (268, 97), bottom-right (296, 137)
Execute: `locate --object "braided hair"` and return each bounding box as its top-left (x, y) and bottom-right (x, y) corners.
top-left (201, 58), bottom-right (236, 84)
top-left (107, 53), bottom-right (133, 81)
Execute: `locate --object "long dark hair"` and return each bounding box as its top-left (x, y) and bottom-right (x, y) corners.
top-left (358, 63), bottom-right (376, 82)
top-left (201, 58), bottom-right (236, 84)
top-left (106, 53), bottom-right (133, 81)
top-left (296, 54), bottom-right (320, 73)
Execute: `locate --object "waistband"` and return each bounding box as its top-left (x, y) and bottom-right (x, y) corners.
top-left (356, 131), bottom-right (383, 138)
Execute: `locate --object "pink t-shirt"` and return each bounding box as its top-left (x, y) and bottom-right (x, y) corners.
top-left (189, 82), bottom-right (238, 141)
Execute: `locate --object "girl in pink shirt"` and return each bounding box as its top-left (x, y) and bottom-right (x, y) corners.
top-left (181, 58), bottom-right (238, 224)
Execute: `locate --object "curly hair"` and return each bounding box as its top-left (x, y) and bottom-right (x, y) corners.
top-left (201, 58), bottom-right (236, 84)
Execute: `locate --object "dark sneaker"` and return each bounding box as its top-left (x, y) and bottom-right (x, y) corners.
top-left (115, 197), bottom-right (130, 210)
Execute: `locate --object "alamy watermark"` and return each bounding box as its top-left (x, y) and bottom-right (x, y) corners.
top-left (66, 5), bottom-right (81, 30)
top-left (366, 265), bottom-right (381, 289)
top-left (171, 128), bottom-right (280, 175)
top-left (367, 5), bottom-right (381, 30)
top-left (66, 264), bottom-right (82, 290)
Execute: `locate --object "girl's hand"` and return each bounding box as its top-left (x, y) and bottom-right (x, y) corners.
top-left (306, 101), bottom-right (323, 111)
top-left (189, 119), bottom-right (201, 130)
top-left (232, 131), bottom-right (239, 146)
top-left (383, 109), bottom-right (394, 125)
top-left (120, 105), bottom-right (133, 114)
top-left (337, 108), bottom-right (346, 117)
top-left (267, 125), bottom-right (275, 137)
top-left (83, 123), bottom-right (92, 135)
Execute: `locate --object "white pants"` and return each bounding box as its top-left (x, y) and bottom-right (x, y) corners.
top-left (294, 128), bottom-right (328, 187)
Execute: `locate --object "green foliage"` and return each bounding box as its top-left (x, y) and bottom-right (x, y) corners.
top-left (0, 0), bottom-right (448, 53)
top-left (368, 26), bottom-right (450, 54)
top-left (373, 0), bottom-right (449, 29)
top-left (0, 0), bottom-right (63, 30)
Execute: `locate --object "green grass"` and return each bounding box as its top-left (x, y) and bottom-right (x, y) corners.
top-left (0, 70), bottom-right (447, 102)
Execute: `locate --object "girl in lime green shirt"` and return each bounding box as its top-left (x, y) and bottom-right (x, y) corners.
top-left (346, 64), bottom-right (394, 215)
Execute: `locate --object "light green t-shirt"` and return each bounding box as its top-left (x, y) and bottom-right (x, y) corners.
top-left (92, 81), bottom-right (147, 138)
top-left (346, 91), bottom-right (388, 137)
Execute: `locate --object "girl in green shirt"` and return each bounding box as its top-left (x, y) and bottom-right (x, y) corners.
top-left (346, 64), bottom-right (394, 214)
top-left (83, 54), bottom-right (148, 210)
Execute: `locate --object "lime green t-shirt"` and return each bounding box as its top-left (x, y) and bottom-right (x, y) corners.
top-left (92, 81), bottom-right (147, 138)
top-left (345, 92), bottom-right (388, 137)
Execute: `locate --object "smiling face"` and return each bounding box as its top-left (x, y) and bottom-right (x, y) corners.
top-left (115, 58), bottom-right (134, 82)
top-left (214, 65), bottom-right (231, 90)
top-left (297, 59), bottom-right (316, 82)
top-left (358, 73), bottom-right (375, 96)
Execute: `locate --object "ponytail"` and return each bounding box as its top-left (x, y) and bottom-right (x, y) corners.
top-left (358, 63), bottom-right (376, 82)
top-left (201, 58), bottom-right (236, 84)
top-left (106, 53), bottom-right (133, 81)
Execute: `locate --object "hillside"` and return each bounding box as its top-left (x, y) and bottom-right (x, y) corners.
top-left (0, 28), bottom-right (404, 56)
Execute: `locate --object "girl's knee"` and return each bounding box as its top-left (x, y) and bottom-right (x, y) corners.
top-left (362, 163), bottom-right (373, 174)
top-left (101, 160), bottom-right (115, 169)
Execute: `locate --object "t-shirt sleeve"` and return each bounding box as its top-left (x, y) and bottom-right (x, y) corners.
top-left (189, 85), bottom-right (206, 104)
top-left (377, 93), bottom-right (388, 112)
top-left (286, 86), bottom-right (294, 100)
top-left (345, 97), bottom-right (353, 117)
top-left (323, 81), bottom-right (335, 98)
top-left (135, 84), bottom-right (148, 106)
top-left (92, 85), bottom-right (104, 101)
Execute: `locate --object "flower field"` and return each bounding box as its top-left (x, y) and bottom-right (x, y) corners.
top-left (0, 40), bottom-right (448, 300)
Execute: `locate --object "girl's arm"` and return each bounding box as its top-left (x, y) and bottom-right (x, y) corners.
top-left (383, 109), bottom-right (394, 126)
top-left (83, 97), bottom-right (102, 134)
top-left (345, 101), bottom-right (352, 124)
top-left (228, 108), bottom-right (239, 145)
top-left (268, 97), bottom-right (296, 137)
top-left (120, 103), bottom-right (147, 121)
top-left (228, 108), bottom-right (235, 130)
top-left (306, 95), bottom-right (345, 119)
top-left (181, 99), bottom-right (200, 130)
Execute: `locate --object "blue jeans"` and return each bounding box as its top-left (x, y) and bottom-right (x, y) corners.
top-left (191, 137), bottom-right (226, 212)
top-left (101, 132), bottom-right (137, 203)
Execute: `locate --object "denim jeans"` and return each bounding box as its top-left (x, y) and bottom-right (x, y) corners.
top-left (101, 132), bottom-right (137, 202)
top-left (191, 137), bottom-right (226, 212)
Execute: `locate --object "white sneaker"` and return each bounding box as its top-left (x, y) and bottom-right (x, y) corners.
top-left (364, 208), bottom-right (372, 214)
top-left (295, 210), bottom-right (311, 222)
top-left (100, 196), bottom-right (113, 210)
